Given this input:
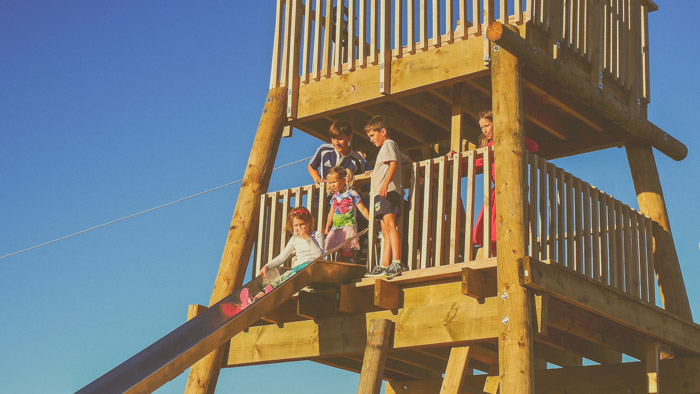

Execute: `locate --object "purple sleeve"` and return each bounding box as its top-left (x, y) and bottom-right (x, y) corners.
top-left (309, 145), bottom-right (324, 169)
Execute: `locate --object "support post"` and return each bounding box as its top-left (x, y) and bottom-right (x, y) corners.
top-left (185, 87), bottom-right (287, 394)
top-left (625, 143), bottom-right (692, 320)
top-left (491, 24), bottom-right (535, 393)
top-left (440, 346), bottom-right (471, 394)
top-left (357, 318), bottom-right (394, 394)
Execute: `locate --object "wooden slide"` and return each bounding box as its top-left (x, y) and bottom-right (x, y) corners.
top-left (77, 258), bottom-right (366, 393)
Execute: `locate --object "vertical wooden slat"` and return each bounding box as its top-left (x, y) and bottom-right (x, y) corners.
top-left (280, 190), bottom-right (291, 252)
top-left (485, 0), bottom-right (495, 24)
top-left (557, 168), bottom-right (566, 265)
top-left (631, 210), bottom-right (641, 300)
top-left (395, 0), bottom-right (403, 58)
top-left (407, 0), bottom-right (416, 53)
top-left (270, 0), bottom-right (285, 89)
top-left (565, 173), bottom-right (574, 270)
top-left (407, 162), bottom-right (421, 270)
top-left (598, 190), bottom-right (608, 284)
top-left (603, 0), bottom-right (611, 74)
top-left (529, 153), bottom-right (539, 259)
top-left (589, 0), bottom-right (604, 87)
top-left (318, 183), bottom-right (327, 234)
top-left (421, 161), bottom-right (433, 269)
top-left (435, 157), bottom-right (447, 266)
top-left (323, 0), bottom-right (334, 77)
top-left (515, 0), bottom-right (524, 24)
top-left (256, 194), bottom-right (268, 275)
top-left (623, 205), bottom-right (633, 296)
top-left (547, 163), bottom-right (557, 261)
top-left (312, 0), bottom-right (324, 80)
top-left (547, 0), bottom-right (562, 59)
top-left (646, 216), bottom-right (655, 305)
top-left (471, 0), bottom-right (482, 37)
top-left (359, 0), bottom-right (367, 67)
top-left (370, 0), bottom-right (379, 64)
top-left (638, 214), bottom-right (648, 302)
top-left (348, 0), bottom-right (356, 70)
top-left (368, 187), bottom-right (377, 269)
top-left (614, 199), bottom-right (624, 292)
top-left (531, 0), bottom-right (540, 26)
top-left (562, 0), bottom-right (571, 47)
top-left (607, 194), bottom-right (617, 288)
top-left (538, 157), bottom-right (548, 260)
top-left (293, 187), bottom-right (303, 207)
top-left (482, 146), bottom-right (492, 258)
top-left (499, 0), bottom-right (508, 23)
top-left (628, 0), bottom-right (642, 106)
top-left (446, 0), bottom-right (454, 43)
top-left (591, 186), bottom-right (601, 281)
top-left (580, 0), bottom-right (588, 56)
top-left (268, 191), bottom-right (280, 262)
top-left (449, 156), bottom-right (463, 265)
top-left (574, 178), bottom-right (583, 274)
top-left (641, 3), bottom-right (650, 102)
top-left (302, 0), bottom-right (313, 84)
top-left (582, 181), bottom-right (592, 277)
top-left (334, 0), bottom-right (344, 75)
top-left (379, 0), bottom-right (390, 95)
top-left (281, 0), bottom-right (293, 87)
top-left (433, 0), bottom-right (441, 47)
top-left (571, 0), bottom-right (579, 52)
top-left (419, 0), bottom-right (428, 50)
top-left (287, 0), bottom-right (303, 119)
top-left (612, 0), bottom-right (620, 80)
top-left (464, 152), bottom-right (476, 261)
top-left (458, 0), bottom-right (468, 39)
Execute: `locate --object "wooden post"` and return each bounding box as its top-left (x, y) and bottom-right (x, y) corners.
top-left (491, 24), bottom-right (535, 393)
top-left (625, 143), bottom-right (692, 320)
top-left (440, 346), bottom-right (471, 394)
top-left (357, 318), bottom-right (394, 394)
top-left (185, 87), bottom-right (287, 394)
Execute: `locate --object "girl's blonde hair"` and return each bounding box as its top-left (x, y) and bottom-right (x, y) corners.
top-left (285, 207), bottom-right (314, 233)
top-left (325, 166), bottom-right (354, 195)
top-left (478, 110), bottom-right (493, 148)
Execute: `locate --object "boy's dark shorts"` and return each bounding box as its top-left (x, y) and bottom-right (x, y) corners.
top-left (374, 191), bottom-right (402, 220)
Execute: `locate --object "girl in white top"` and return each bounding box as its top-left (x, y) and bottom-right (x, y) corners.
top-left (260, 207), bottom-right (324, 277)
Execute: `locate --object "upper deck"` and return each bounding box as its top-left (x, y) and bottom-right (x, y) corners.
top-left (267, 0), bottom-right (676, 161)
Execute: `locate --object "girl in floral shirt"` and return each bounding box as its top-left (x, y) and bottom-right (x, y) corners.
top-left (324, 166), bottom-right (369, 262)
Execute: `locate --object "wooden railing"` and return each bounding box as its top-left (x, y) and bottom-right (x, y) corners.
top-left (269, 0), bottom-right (653, 117)
top-left (254, 147), bottom-right (656, 306)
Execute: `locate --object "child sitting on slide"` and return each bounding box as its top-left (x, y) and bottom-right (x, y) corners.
top-left (240, 207), bottom-right (324, 308)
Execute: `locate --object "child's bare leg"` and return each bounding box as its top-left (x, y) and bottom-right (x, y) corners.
top-left (382, 213), bottom-right (401, 263)
top-left (380, 218), bottom-right (393, 267)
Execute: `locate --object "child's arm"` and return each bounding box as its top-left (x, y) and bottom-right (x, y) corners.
top-left (356, 201), bottom-right (370, 220)
top-left (309, 231), bottom-right (325, 257)
top-left (265, 236), bottom-right (295, 270)
top-left (325, 209), bottom-right (334, 235)
top-left (307, 163), bottom-right (324, 184)
top-left (379, 160), bottom-right (398, 197)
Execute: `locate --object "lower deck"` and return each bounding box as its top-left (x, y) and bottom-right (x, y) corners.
top-left (210, 257), bottom-right (700, 393)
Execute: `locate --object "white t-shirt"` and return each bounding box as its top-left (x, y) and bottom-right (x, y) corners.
top-left (265, 231), bottom-right (325, 268)
top-left (371, 139), bottom-right (404, 195)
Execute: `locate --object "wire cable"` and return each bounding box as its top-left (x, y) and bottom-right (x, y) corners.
top-left (0, 155), bottom-right (312, 261)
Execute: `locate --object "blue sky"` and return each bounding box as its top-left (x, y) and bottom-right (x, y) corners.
top-left (1, 2), bottom-right (698, 393)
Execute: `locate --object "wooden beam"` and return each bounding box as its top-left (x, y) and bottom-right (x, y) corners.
top-left (339, 284), bottom-right (381, 314)
top-left (297, 290), bottom-right (341, 319)
top-left (461, 267), bottom-right (497, 299)
top-left (520, 257), bottom-right (700, 355)
top-left (297, 38), bottom-right (489, 119)
top-left (486, 21), bottom-right (687, 161)
top-left (626, 143), bottom-right (692, 319)
top-left (387, 357), bottom-right (700, 393)
top-left (547, 296), bottom-right (649, 360)
top-left (185, 87), bottom-right (287, 394)
top-left (225, 299), bottom-right (501, 367)
top-left (394, 93), bottom-right (451, 132)
top-left (357, 319), bottom-right (394, 394)
top-left (539, 327), bottom-right (622, 364)
top-left (492, 23), bottom-right (535, 393)
top-left (440, 346), bottom-right (471, 394)
top-left (374, 279), bottom-right (403, 310)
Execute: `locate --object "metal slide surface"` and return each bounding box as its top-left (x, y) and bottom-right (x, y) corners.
top-left (77, 258), bottom-right (366, 393)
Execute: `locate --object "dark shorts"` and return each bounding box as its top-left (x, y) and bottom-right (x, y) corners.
top-left (373, 191), bottom-right (402, 220)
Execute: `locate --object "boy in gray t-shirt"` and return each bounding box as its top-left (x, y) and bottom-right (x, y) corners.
top-left (364, 115), bottom-right (411, 278)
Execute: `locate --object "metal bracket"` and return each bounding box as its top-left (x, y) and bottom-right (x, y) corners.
top-left (500, 292), bottom-right (509, 301)
top-left (502, 316), bottom-right (510, 325)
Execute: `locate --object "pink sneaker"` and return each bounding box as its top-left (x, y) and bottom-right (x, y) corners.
top-left (264, 284), bottom-right (274, 294)
top-left (239, 288), bottom-right (251, 309)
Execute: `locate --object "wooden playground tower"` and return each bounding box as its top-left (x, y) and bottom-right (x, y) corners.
top-left (182, 0), bottom-right (699, 393)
